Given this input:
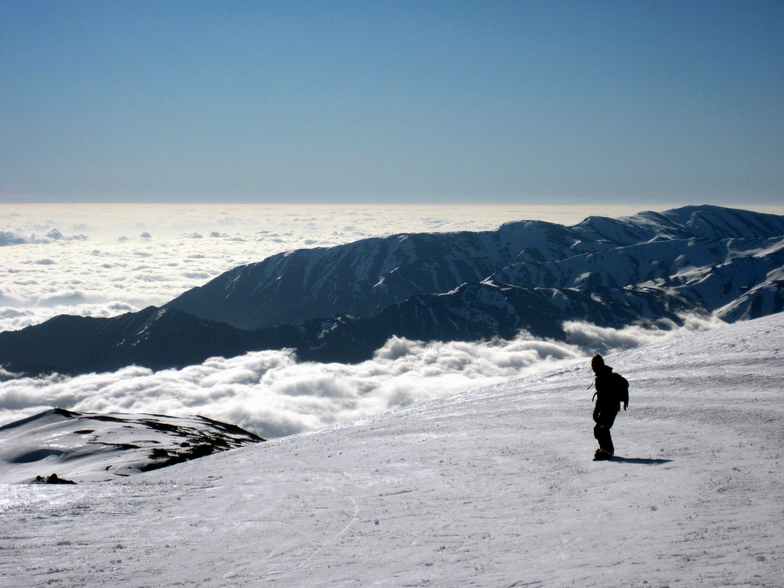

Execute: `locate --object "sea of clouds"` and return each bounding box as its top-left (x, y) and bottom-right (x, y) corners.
top-left (0, 318), bottom-right (724, 438)
top-left (0, 203), bottom-right (728, 436)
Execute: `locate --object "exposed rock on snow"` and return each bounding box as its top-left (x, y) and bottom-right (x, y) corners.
top-left (32, 473), bottom-right (76, 484)
top-left (0, 408), bottom-right (264, 483)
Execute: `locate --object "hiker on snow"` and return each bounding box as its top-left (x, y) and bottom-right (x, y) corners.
top-left (591, 354), bottom-right (628, 460)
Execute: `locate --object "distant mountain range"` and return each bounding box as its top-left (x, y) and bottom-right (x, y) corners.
top-left (1, 205), bottom-right (783, 376)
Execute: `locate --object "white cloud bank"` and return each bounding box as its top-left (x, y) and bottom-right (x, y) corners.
top-left (0, 316), bottom-right (724, 438)
top-left (0, 227), bottom-right (88, 247)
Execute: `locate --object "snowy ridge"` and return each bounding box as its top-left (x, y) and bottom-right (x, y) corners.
top-left (0, 313), bottom-right (782, 587)
top-left (166, 226), bottom-right (557, 330)
top-left (0, 409), bottom-right (263, 483)
top-left (166, 205), bottom-right (784, 332)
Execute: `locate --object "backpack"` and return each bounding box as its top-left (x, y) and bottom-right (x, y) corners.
top-left (611, 372), bottom-right (629, 409)
top-left (592, 371), bottom-right (629, 409)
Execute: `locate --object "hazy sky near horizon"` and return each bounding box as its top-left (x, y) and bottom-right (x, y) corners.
top-left (1, 1), bottom-right (782, 205)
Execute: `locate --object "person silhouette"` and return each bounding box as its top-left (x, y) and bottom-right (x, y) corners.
top-left (591, 354), bottom-right (628, 460)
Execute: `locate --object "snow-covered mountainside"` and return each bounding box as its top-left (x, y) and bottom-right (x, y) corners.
top-left (166, 204), bottom-right (784, 329)
top-left (0, 409), bottom-right (263, 483)
top-left (164, 221), bottom-right (579, 330)
top-left (1, 313), bottom-right (782, 587)
top-left (1, 204), bottom-right (783, 375)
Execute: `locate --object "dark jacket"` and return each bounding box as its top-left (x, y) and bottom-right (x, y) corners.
top-left (593, 364), bottom-right (621, 420)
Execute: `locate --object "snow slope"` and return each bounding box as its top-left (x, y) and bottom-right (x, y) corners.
top-left (0, 410), bottom-right (263, 483)
top-left (1, 313), bottom-right (783, 587)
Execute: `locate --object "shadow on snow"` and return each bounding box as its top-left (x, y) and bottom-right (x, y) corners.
top-left (610, 456), bottom-right (673, 465)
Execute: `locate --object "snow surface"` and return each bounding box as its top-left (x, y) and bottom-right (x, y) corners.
top-left (1, 313), bottom-right (783, 587)
top-left (0, 410), bottom-right (263, 484)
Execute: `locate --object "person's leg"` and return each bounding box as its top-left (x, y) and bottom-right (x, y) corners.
top-left (594, 410), bottom-right (618, 454)
top-left (602, 424), bottom-right (614, 455)
top-left (594, 423), bottom-right (612, 453)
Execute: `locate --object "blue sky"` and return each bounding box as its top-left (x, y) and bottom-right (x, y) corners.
top-left (1, 1), bottom-right (782, 204)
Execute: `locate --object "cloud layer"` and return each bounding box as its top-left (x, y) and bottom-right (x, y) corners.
top-left (0, 316), bottom-right (724, 438)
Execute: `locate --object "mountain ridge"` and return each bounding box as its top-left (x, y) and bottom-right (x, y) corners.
top-left (1, 204), bottom-right (783, 376)
top-left (165, 204), bottom-right (784, 331)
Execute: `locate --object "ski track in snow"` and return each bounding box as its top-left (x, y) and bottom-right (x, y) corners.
top-left (1, 314), bottom-right (783, 587)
